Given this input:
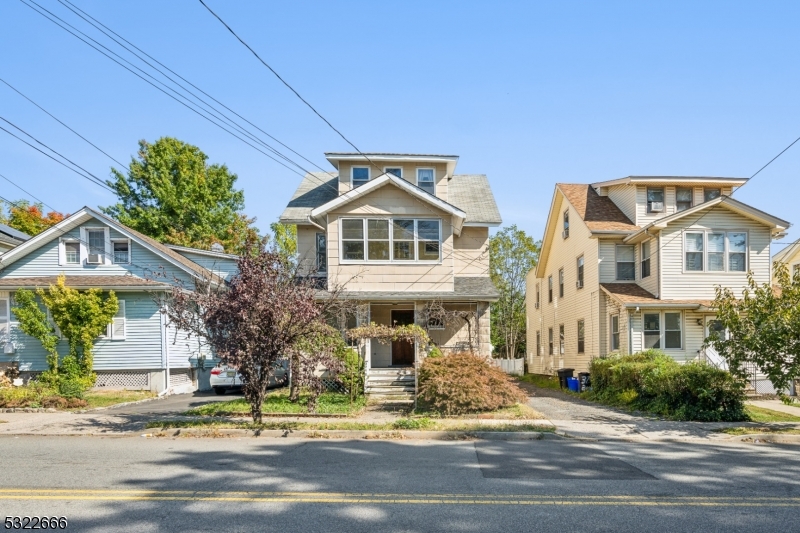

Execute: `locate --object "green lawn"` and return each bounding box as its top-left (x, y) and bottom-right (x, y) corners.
top-left (745, 405), bottom-right (800, 423)
top-left (187, 389), bottom-right (366, 417)
top-left (146, 418), bottom-right (554, 433)
top-left (412, 403), bottom-right (546, 420)
top-left (516, 374), bottom-right (561, 391)
top-left (83, 390), bottom-right (156, 409)
top-left (715, 426), bottom-right (800, 436)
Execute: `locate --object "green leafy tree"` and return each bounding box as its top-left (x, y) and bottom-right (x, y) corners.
top-left (269, 222), bottom-right (297, 263)
top-left (489, 225), bottom-right (540, 359)
top-left (102, 137), bottom-right (261, 255)
top-left (711, 262), bottom-right (800, 399)
top-left (12, 276), bottom-right (118, 394)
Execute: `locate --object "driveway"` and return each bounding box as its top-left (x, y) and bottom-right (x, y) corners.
top-left (107, 390), bottom-right (242, 416)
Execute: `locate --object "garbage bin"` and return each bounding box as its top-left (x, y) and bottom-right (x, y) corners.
top-left (556, 368), bottom-right (575, 389)
top-left (567, 377), bottom-right (580, 392)
top-left (578, 372), bottom-right (591, 392)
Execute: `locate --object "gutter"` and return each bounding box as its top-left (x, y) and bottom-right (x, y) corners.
top-left (307, 215), bottom-right (325, 231)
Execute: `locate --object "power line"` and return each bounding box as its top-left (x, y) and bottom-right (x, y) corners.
top-left (741, 134), bottom-right (800, 188)
top-left (0, 77), bottom-right (129, 171)
top-left (0, 171), bottom-right (59, 213)
top-left (197, 0), bottom-right (369, 158)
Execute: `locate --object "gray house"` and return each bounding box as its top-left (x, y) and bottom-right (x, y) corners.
top-left (0, 223), bottom-right (30, 254)
top-left (0, 207), bottom-right (238, 393)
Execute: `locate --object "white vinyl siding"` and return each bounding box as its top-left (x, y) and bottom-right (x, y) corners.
top-left (639, 237), bottom-right (659, 296)
top-left (107, 300), bottom-right (126, 340)
top-left (606, 185), bottom-right (637, 224)
top-left (660, 209), bottom-right (771, 300)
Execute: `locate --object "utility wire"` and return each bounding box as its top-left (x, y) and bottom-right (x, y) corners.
top-left (0, 171), bottom-right (58, 212)
top-left (0, 77), bottom-right (129, 171)
top-left (197, 0), bottom-right (387, 176)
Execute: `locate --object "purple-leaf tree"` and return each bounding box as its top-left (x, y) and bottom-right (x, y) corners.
top-left (162, 244), bottom-right (348, 423)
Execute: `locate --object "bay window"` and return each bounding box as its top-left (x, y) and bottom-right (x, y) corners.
top-left (340, 218), bottom-right (441, 262)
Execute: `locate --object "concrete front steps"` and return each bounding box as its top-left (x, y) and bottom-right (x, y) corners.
top-left (366, 367), bottom-right (415, 404)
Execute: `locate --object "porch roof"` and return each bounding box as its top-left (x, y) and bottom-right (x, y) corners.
top-left (316, 276), bottom-right (500, 302)
top-left (600, 283), bottom-right (713, 309)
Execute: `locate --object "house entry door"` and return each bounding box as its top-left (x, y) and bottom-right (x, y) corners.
top-left (391, 310), bottom-right (415, 366)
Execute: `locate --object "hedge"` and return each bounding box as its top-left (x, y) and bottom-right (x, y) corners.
top-left (588, 350), bottom-right (748, 421)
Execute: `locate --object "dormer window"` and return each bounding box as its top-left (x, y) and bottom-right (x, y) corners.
top-left (647, 187), bottom-right (665, 213)
top-left (385, 167), bottom-right (402, 178)
top-left (676, 187), bottom-right (693, 212)
top-left (417, 168), bottom-right (435, 195)
top-left (704, 188), bottom-right (721, 202)
top-left (351, 167), bottom-right (369, 188)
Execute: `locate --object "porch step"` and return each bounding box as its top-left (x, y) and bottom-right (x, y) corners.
top-left (366, 368), bottom-right (416, 404)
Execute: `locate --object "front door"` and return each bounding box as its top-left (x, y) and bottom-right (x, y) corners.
top-left (391, 310), bottom-right (415, 366)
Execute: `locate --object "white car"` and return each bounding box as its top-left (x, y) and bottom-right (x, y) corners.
top-left (209, 360), bottom-right (289, 395)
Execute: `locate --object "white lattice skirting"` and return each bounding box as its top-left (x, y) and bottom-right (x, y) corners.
top-left (94, 371), bottom-right (150, 389)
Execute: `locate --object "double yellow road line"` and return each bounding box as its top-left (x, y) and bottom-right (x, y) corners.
top-left (1, 489), bottom-right (799, 506)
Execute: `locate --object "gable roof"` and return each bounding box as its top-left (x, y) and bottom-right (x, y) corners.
top-left (280, 172), bottom-right (499, 226)
top-left (0, 224), bottom-right (31, 243)
top-left (623, 195), bottom-right (790, 244)
top-left (309, 173), bottom-right (466, 234)
top-left (0, 207), bottom-right (224, 285)
top-left (772, 239), bottom-right (800, 264)
top-left (557, 184), bottom-right (639, 232)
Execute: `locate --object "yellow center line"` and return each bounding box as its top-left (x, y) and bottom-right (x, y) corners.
top-left (0, 489), bottom-right (798, 506)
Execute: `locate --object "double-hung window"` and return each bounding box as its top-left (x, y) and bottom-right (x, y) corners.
top-left (63, 240), bottom-right (80, 264)
top-left (316, 233), bottom-right (327, 273)
top-left (536, 284), bottom-right (540, 307)
top-left (340, 218), bottom-right (441, 262)
top-left (641, 241), bottom-right (651, 278)
top-left (676, 187), bottom-right (693, 211)
top-left (559, 324), bottom-right (565, 355)
top-left (558, 268), bottom-right (564, 298)
top-left (548, 328), bottom-right (554, 355)
top-left (416, 168), bottom-right (435, 195)
top-left (610, 315), bottom-right (620, 351)
top-left (643, 311), bottom-right (682, 350)
top-left (106, 300), bottom-right (126, 340)
top-left (704, 188), bottom-right (721, 202)
top-left (647, 187), bottom-right (665, 213)
top-left (351, 167), bottom-right (369, 188)
top-left (684, 232), bottom-right (747, 272)
top-left (576, 256), bottom-right (584, 288)
top-left (563, 210), bottom-right (569, 238)
top-left (87, 229), bottom-right (105, 264)
top-left (616, 245), bottom-right (635, 281)
top-left (548, 276), bottom-right (553, 303)
top-left (536, 330), bottom-right (541, 356)
top-left (577, 319), bottom-right (585, 353)
top-left (385, 167), bottom-right (402, 178)
top-left (112, 240), bottom-right (130, 264)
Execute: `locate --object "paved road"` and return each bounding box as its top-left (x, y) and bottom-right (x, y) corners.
top-left (1, 435), bottom-right (798, 532)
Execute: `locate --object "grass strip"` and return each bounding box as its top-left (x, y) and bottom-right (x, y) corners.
top-left (516, 374), bottom-right (562, 391)
top-left (714, 426), bottom-right (800, 436)
top-left (186, 390), bottom-right (366, 417)
top-left (83, 390), bottom-right (156, 409)
top-left (145, 418), bottom-right (554, 433)
top-left (744, 406), bottom-right (800, 423)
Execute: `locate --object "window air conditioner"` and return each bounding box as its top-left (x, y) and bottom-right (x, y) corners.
top-left (576, 281), bottom-right (583, 288)
top-left (562, 230), bottom-right (569, 239)
top-left (86, 253), bottom-right (102, 264)
top-left (534, 302), bottom-right (540, 309)
top-left (650, 201), bottom-right (664, 212)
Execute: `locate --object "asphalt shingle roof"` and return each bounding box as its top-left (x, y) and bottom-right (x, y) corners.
top-left (557, 184), bottom-right (639, 232)
top-left (280, 172), bottom-right (501, 225)
top-left (600, 283), bottom-right (713, 307)
top-left (0, 224), bottom-right (30, 242)
top-left (0, 275), bottom-right (168, 288)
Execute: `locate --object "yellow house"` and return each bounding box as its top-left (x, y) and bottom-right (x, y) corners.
top-left (280, 153), bottom-right (502, 401)
top-left (526, 177), bottom-right (790, 375)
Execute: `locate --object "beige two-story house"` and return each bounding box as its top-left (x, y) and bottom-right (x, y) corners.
top-left (280, 153), bottom-right (501, 399)
top-left (526, 176), bottom-right (790, 375)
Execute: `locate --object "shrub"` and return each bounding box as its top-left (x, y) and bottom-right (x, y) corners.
top-left (427, 345), bottom-right (443, 358)
top-left (418, 352), bottom-right (528, 415)
top-left (588, 351), bottom-right (747, 421)
top-left (393, 417), bottom-right (434, 430)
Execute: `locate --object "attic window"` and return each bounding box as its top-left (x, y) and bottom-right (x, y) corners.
top-left (704, 188), bottom-right (721, 202)
top-left (563, 210), bottom-right (569, 239)
top-left (352, 167), bottom-right (369, 188)
top-left (64, 241), bottom-right (80, 264)
top-left (647, 188), bottom-right (664, 213)
top-left (112, 240), bottom-right (130, 264)
top-left (417, 168), bottom-right (435, 195)
top-left (385, 167), bottom-right (402, 178)
top-left (676, 187), bottom-right (693, 212)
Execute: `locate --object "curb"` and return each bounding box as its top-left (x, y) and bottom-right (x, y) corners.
top-left (141, 429), bottom-right (551, 440)
top-left (729, 433), bottom-right (800, 445)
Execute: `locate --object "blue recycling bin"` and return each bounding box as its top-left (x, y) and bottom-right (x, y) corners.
top-left (567, 377), bottom-right (580, 392)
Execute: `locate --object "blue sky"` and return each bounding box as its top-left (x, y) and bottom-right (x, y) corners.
top-left (1, 0), bottom-right (798, 253)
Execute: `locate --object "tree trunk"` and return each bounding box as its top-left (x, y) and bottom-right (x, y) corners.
top-left (289, 352), bottom-right (300, 402)
top-left (248, 382), bottom-right (266, 424)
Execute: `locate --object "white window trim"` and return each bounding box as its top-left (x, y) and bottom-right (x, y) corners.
top-left (338, 217), bottom-right (442, 265)
top-left (416, 167), bottom-right (436, 195)
top-left (80, 226), bottom-right (111, 266)
top-left (642, 310), bottom-right (683, 351)
top-left (111, 238), bottom-right (131, 265)
top-left (610, 314), bottom-right (620, 351)
top-left (682, 230), bottom-right (749, 274)
top-left (59, 238), bottom-right (81, 266)
top-left (647, 187), bottom-right (665, 213)
top-left (106, 300), bottom-right (126, 340)
top-left (350, 166), bottom-right (370, 189)
top-left (383, 166), bottom-right (403, 179)
top-left (615, 244), bottom-right (636, 281)
top-left (576, 255), bottom-right (584, 289)
top-left (315, 232), bottom-right (327, 274)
